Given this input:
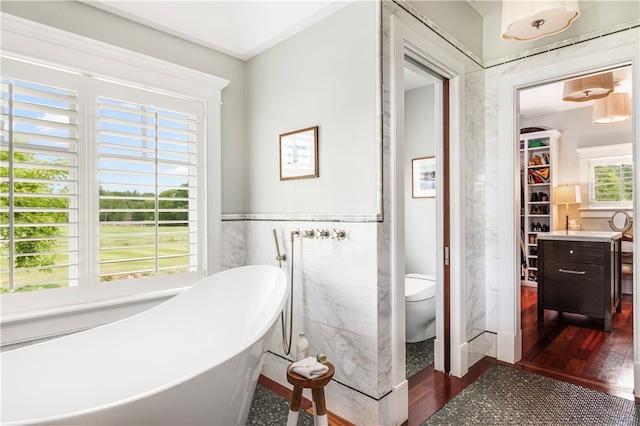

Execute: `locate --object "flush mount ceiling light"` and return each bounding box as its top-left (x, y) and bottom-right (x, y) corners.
top-left (562, 72), bottom-right (614, 102)
top-left (501, 0), bottom-right (580, 41)
top-left (593, 92), bottom-right (632, 124)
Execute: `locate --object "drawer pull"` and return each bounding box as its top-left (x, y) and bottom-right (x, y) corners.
top-left (558, 268), bottom-right (586, 275)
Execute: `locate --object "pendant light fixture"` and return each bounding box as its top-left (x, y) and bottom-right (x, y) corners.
top-left (501, 0), bottom-right (580, 42)
top-left (593, 92), bottom-right (632, 124)
top-left (562, 72), bottom-right (615, 102)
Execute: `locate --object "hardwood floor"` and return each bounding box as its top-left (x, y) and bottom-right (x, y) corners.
top-left (263, 287), bottom-right (634, 425)
top-left (518, 285), bottom-right (634, 401)
top-left (405, 286), bottom-right (634, 425)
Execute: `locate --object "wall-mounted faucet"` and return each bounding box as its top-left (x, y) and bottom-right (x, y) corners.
top-left (333, 229), bottom-right (346, 240)
top-left (316, 229), bottom-right (330, 239)
top-left (302, 229), bottom-right (315, 239)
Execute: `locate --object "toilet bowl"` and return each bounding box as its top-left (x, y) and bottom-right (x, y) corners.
top-left (405, 273), bottom-right (436, 343)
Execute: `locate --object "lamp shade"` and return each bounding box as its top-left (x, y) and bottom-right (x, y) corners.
top-left (554, 184), bottom-right (581, 205)
top-left (563, 72), bottom-right (615, 102)
top-left (593, 92), bottom-right (632, 124)
top-left (501, 0), bottom-right (580, 41)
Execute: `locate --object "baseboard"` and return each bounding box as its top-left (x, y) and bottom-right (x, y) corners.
top-left (496, 329), bottom-right (522, 364)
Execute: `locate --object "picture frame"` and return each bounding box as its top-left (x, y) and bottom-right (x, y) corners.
top-left (412, 156), bottom-right (436, 198)
top-left (279, 126), bottom-right (319, 180)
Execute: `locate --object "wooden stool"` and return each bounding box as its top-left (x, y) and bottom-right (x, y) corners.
top-left (286, 362), bottom-right (334, 426)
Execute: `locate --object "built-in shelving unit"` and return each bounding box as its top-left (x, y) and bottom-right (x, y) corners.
top-left (520, 129), bottom-right (561, 286)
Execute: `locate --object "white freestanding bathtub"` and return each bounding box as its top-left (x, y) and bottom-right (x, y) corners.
top-left (1, 265), bottom-right (288, 426)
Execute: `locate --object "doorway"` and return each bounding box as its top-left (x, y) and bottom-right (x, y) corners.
top-left (496, 42), bottom-right (638, 395)
top-left (391, 18), bottom-right (467, 390)
top-left (516, 66), bottom-right (634, 395)
top-left (403, 58), bottom-right (444, 378)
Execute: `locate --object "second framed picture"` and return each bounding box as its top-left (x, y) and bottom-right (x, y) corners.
top-left (412, 156), bottom-right (436, 198)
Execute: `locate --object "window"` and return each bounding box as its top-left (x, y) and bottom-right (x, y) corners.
top-left (1, 75), bottom-right (79, 293)
top-left (589, 156), bottom-right (633, 207)
top-left (1, 59), bottom-right (203, 297)
top-left (1, 15), bottom-right (227, 314)
top-left (96, 83), bottom-right (199, 283)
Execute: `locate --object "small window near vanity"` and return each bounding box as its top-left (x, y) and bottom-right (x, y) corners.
top-left (590, 156), bottom-right (633, 207)
top-left (577, 144), bottom-right (633, 218)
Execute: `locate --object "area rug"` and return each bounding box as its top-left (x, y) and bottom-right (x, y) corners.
top-left (422, 364), bottom-right (640, 425)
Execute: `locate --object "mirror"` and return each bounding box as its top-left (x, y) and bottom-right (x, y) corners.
top-left (279, 126), bottom-right (318, 181)
top-left (609, 210), bottom-right (632, 233)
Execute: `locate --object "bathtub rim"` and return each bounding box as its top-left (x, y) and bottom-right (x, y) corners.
top-left (1, 264), bottom-right (289, 426)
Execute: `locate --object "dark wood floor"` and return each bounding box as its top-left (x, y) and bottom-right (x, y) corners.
top-left (406, 286), bottom-right (635, 425)
top-left (517, 285), bottom-right (634, 401)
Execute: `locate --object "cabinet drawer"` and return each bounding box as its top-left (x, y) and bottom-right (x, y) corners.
top-left (540, 240), bottom-right (605, 264)
top-left (542, 260), bottom-right (604, 317)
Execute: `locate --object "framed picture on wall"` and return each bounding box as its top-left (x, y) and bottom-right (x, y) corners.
top-left (412, 156), bottom-right (436, 198)
top-left (279, 126), bottom-right (319, 180)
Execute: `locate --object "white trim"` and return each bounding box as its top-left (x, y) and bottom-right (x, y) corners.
top-left (496, 42), bottom-right (639, 395)
top-left (391, 13), bottom-right (467, 401)
top-left (1, 288), bottom-right (181, 346)
top-left (0, 14), bottom-right (228, 101)
top-left (221, 213), bottom-right (382, 222)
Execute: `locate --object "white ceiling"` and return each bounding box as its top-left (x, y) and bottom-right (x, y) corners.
top-left (82, 0), bottom-right (632, 118)
top-left (80, 0), bottom-right (352, 61)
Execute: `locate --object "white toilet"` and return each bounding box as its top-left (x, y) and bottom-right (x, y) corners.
top-left (405, 273), bottom-right (436, 343)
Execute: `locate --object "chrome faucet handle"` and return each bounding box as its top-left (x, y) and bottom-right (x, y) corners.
top-left (302, 229), bottom-right (315, 239)
top-left (316, 229), bottom-right (330, 239)
top-left (332, 229), bottom-right (346, 241)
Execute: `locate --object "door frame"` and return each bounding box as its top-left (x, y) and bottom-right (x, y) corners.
top-left (390, 16), bottom-right (467, 398)
top-left (496, 42), bottom-right (640, 392)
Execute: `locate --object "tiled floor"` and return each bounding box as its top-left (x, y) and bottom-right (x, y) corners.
top-left (406, 337), bottom-right (435, 377)
top-left (247, 384), bottom-right (315, 425)
top-left (421, 363), bottom-right (640, 425)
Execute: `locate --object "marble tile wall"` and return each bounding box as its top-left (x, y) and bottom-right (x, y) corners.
top-left (223, 218), bottom-right (386, 423)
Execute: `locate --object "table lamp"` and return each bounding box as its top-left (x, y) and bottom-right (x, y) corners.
top-left (554, 185), bottom-right (581, 234)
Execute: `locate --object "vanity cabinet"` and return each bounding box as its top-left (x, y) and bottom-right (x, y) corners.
top-left (537, 231), bottom-right (622, 332)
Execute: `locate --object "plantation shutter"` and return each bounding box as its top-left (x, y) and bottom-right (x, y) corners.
top-left (97, 81), bottom-right (200, 281)
top-left (593, 161), bottom-right (633, 203)
top-left (1, 60), bottom-right (80, 291)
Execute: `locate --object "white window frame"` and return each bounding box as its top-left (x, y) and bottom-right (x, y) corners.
top-left (588, 155), bottom-right (633, 208)
top-left (1, 13), bottom-right (228, 316)
top-left (577, 143), bottom-right (633, 219)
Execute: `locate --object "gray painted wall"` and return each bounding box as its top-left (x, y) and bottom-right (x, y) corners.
top-left (245, 1), bottom-right (378, 215)
top-left (407, 0), bottom-right (483, 61)
top-left (404, 84), bottom-right (437, 275)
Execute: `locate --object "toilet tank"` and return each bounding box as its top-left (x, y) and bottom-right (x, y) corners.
top-left (405, 273), bottom-right (436, 302)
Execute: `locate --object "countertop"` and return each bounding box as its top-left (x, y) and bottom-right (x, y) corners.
top-left (537, 230), bottom-right (622, 242)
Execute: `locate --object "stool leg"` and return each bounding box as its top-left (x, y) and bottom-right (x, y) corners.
top-left (287, 385), bottom-right (303, 426)
top-left (311, 388), bottom-right (328, 426)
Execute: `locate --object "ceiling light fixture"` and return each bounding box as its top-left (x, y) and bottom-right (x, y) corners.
top-left (562, 72), bottom-right (614, 102)
top-left (501, 0), bottom-right (580, 42)
top-left (593, 92), bottom-right (632, 124)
